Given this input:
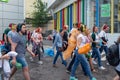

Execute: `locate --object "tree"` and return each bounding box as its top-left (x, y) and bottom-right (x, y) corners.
top-left (32, 0), bottom-right (52, 27)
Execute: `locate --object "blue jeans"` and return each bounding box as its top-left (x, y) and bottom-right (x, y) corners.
top-left (99, 45), bottom-right (108, 55)
top-left (92, 47), bottom-right (102, 67)
top-left (53, 46), bottom-right (67, 66)
top-left (71, 49), bottom-right (93, 80)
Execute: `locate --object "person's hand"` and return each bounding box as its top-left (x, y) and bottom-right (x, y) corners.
top-left (31, 53), bottom-right (35, 57)
top-left (11, 59), bottom-right (16, 65)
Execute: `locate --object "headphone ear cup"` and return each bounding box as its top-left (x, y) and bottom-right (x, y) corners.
top-left (17, 23), bottom-right (22, 32)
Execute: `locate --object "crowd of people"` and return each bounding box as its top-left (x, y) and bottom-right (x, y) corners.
top-left (0, 22), bottom-right (119, 80)
top-left (52, 23), bottom-right (120, 80)
top-left (0, 23), bottom-right (45, 80)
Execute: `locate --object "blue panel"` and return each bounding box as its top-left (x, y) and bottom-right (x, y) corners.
top-left (96, 0), bottom-right (99, 27)
top-left (70, 4), bottom-right (73, 30)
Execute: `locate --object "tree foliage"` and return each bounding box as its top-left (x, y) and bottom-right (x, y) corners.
top-left (32, 0), bottom-right (52, 27)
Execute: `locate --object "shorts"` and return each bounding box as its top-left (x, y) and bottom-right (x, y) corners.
top-left (115, 69), bottom-right (120, 77)
top-left (16, 57), bottom-right (28, 68)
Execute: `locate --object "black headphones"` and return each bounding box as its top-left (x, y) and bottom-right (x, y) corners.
top-left (17, 23), bottom-right (25, 32)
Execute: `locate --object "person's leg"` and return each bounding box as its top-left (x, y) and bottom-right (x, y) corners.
top-left (59, 51), bottom-right (67, 67)
top-left (113, 75), bottom-right (120, 80)
top-left (41, 42), bottom-right (44, 53)
top-left (22, 66), bottom-right (30, 80)
top-left (79, 54), bottom-right (93, 79)
top-left (89, 57), bottom-right (95, 72)
top-left (93, 48), bottom-right (102, 67)
top-left (17, 57), bottom-right (30, 80)
top-left (103, 46), bottom-right (108, 55)
top-left (53, 51), bottom-right (60, 65)
top-left (36, 44), bottom-right (41, 61)
top-left (99, 46), bottom-right (104, 53)
top-left (9, 67), bottom-right (17, 80)
top-left (67, 54), bottom-right (76, 72)
top-left (70, 55), bottom-right (80, 77)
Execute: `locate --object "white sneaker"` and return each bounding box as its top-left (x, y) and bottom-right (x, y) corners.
top-left (106, 62), bottom-right (110, 65)
top-left (29, 57), bottom-right (34, 62)
top-left (38, 61), bottom-right (43, 65)
top-left (99, 66), bottom-right (106, 70)
top-left (92, 60), bottom-right (97, 65)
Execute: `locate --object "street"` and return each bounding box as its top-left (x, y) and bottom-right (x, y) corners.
top-left (11, 40), bottom-right (116, 80)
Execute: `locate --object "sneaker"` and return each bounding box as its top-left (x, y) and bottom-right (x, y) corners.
top-left (29, 57), bottom-right (34, 62)
top-left (70, 76), bottom-right (78, 80)
top-left (92, 60), bottom-right (97, 65)
top-left (53, 64), bottom-right (57, 68)
top-left (91, 77), bottom-right (97, 80)
top-left (99, 66), bottom-right (106, 70)
top-left (106, 62), bottom-right (110, 65)
top-left (38, 61), bottom-right (43, 65)
top-left (66, 70), bottom-right (71, 74)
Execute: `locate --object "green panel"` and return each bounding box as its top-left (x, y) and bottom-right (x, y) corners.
top-left (82, 0), bottom-right (84, 24)
top-left (0, 0), bottom-right (9, 3)
top-left (67, 6), bottom-right (69, 30)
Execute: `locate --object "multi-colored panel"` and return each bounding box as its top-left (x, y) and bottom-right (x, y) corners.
top-left (55, 0), bottom-right (84, 31)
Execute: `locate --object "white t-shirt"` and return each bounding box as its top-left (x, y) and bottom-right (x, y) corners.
top-left (95, 33), bottom-right (100, 42)
top-left (77, 34), bottom-right (86, 48)
top-left (32, 32), bottom-right (42, 43)
top-left (99, 30), bottom-right (108, 46)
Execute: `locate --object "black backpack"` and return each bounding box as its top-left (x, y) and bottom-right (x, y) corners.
top-left (106, 43), bottom-right (119, 66)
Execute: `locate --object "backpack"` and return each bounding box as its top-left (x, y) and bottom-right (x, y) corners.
top-left (106, 43), bottom-right (119, 66)
top-left (62, 41), bottom-right (68, 51)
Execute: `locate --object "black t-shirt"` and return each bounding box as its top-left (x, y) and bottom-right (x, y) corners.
top-left (63, 31), bottom-right (68, 42)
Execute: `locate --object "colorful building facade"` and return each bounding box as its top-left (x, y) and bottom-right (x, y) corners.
top-left (49, 0), bottom-right (120, 33)
top-left (49, 0), bottom-right (95, 32)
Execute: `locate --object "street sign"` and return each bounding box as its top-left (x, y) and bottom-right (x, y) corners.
top-left (0, 0), bottom-right (9, 3)
top-left (101, 4), bottom-right (110, 17)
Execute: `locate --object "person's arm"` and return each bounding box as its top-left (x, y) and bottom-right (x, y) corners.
top-left (4, 29), bottom-right (8, 44)
top-left (77, 37), bottom-right (82, 48)
top-left (87, 34), bottom-right (93, 42)
top-left (99, 32), bottom-right (107, 44)
top-left (10, 35), bottom-right (20, 65)
top-left (26, 47), bottom-right (35, 57)
top-left (10, 41), bottom-right (17, 65)
top-left (7, 32), bottom-right (13, 44)
top-left (4, 34), bottom-right (7, 44)
top-left (52, 35), bottom-right (58, 49)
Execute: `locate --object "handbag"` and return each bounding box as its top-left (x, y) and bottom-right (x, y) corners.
top-left (78, 43), bottom-right (91, 54)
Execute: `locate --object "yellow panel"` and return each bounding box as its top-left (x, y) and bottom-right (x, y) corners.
top-left (64, 8), bottom-right (67, 25)
top-left (111, 0), bottom-right (114, 33)
top-left (73, 2), bottom-right (77, 23)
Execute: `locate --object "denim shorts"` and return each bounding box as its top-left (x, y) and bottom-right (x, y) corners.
top-left (16, 57), bottom-right (28, 68)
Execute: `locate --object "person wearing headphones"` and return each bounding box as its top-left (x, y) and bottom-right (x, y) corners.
top-left (9, 23), bottom-right (35, 80)
top-left (70, 25), bottom-right (96, 80)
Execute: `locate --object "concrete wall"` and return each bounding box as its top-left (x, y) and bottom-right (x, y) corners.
top-left (0, 0), bottom-right (24, 39)
top-left (107, 33), bottom-right (120, 47)
top-left (25, 0), bottom-right (35, 18)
